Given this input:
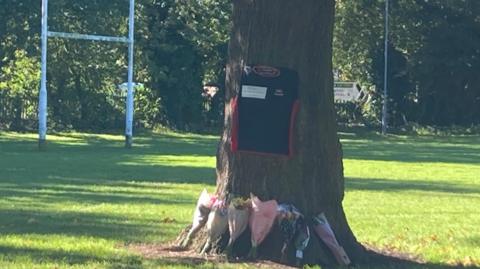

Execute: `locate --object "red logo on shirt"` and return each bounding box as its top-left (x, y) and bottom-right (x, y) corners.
top-left (253, 65), bottom-right (280, 78)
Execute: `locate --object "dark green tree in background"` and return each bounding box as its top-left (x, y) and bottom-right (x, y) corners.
top-left (334, 0), bottom-right (480, 127)
top-left (136, 0), bottom-right (230, 130)
top-left (1, 0), bottom-right (479, 131)
top-left (0, 0), bottom-right (230, 132)
top-left (407, 0), bottom-right (480, 125)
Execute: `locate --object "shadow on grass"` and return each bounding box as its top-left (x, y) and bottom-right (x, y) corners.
top-left (340, 133), bottom-right (480, 164)
top-left (346, 177), bottom-right (480, 195)
top-left (0, 245), bottom-right (143, 266)
top-left (465, 236), bottom-right (480, 247)
top-left (1, 159), bottom-right (216, 185)
top-left (0, 208), bottom-right (179, 242)
top-left (0, 184), bottom-right (195, 206)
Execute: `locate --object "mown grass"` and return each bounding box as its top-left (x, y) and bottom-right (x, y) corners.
top-left (0, 131), bottom-right (479, 269)
top-left (341, 133), bottom-right (480, 268)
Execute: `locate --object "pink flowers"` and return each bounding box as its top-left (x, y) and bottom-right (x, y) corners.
top-left (183, 190), bottom-right (351, 267)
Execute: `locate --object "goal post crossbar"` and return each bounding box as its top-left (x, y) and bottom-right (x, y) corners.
top-left (47, 31), bottom-right (129, 43)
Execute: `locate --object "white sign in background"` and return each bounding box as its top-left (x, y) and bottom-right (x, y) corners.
top-left (334, 81), bottom-right (360, 102)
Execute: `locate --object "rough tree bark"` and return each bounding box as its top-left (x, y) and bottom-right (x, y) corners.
top-left (186, 0), bottom-right (366, 266)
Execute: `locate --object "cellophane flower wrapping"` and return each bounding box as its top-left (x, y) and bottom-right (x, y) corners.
top-left (183, 189), bottom-right (214, 246)
top-left (277, 204), bottom-right (310, 261)
top-left (293, 217), bottom-right (310, 260)
top-left (206, 199), bottom-right (228, 246)
top-left (227, 199), bottom-right (250, 247)
top-left (249, 194), bottom-right (278, 247)
top-left (277, 204), bottom-right (302, 253)
top-left (312, 212), bottom-right (351, 265)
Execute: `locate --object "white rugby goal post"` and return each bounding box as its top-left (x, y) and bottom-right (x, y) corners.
top-left (39, 0), bottom-right (136, 149)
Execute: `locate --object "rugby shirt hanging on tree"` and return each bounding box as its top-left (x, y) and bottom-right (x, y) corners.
top-left (231, 65), bottom-right (300, 156)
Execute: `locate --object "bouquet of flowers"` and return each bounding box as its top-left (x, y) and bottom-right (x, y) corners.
top-left (277, 204), bottom-right (310, 265)
top-left (312, 213), bottom-right (351, 266)
top-left (182, 189), bottom-right (215, 247)
top-left (226, 197), bottom-right (251, 255)
top-left (293, 217), bottom-right (310, 266)
top-left (248, 194), bottom-right (278, 259)
top-left (201, 198), bottom-right (228, 254)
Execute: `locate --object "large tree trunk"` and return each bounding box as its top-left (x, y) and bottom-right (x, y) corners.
top-left (213, 0), bottom-right (364, 266)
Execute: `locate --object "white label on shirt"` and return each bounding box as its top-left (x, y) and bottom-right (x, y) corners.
top-left (241, 85), bottom-right (267, 99)
top-left (296, 250), bottom-right (303, 259)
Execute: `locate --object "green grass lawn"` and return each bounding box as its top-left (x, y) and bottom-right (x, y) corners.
top-left (0, 131), bottom-right (479, 269)
top-left (341, 133), bottom-right (480, 268)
